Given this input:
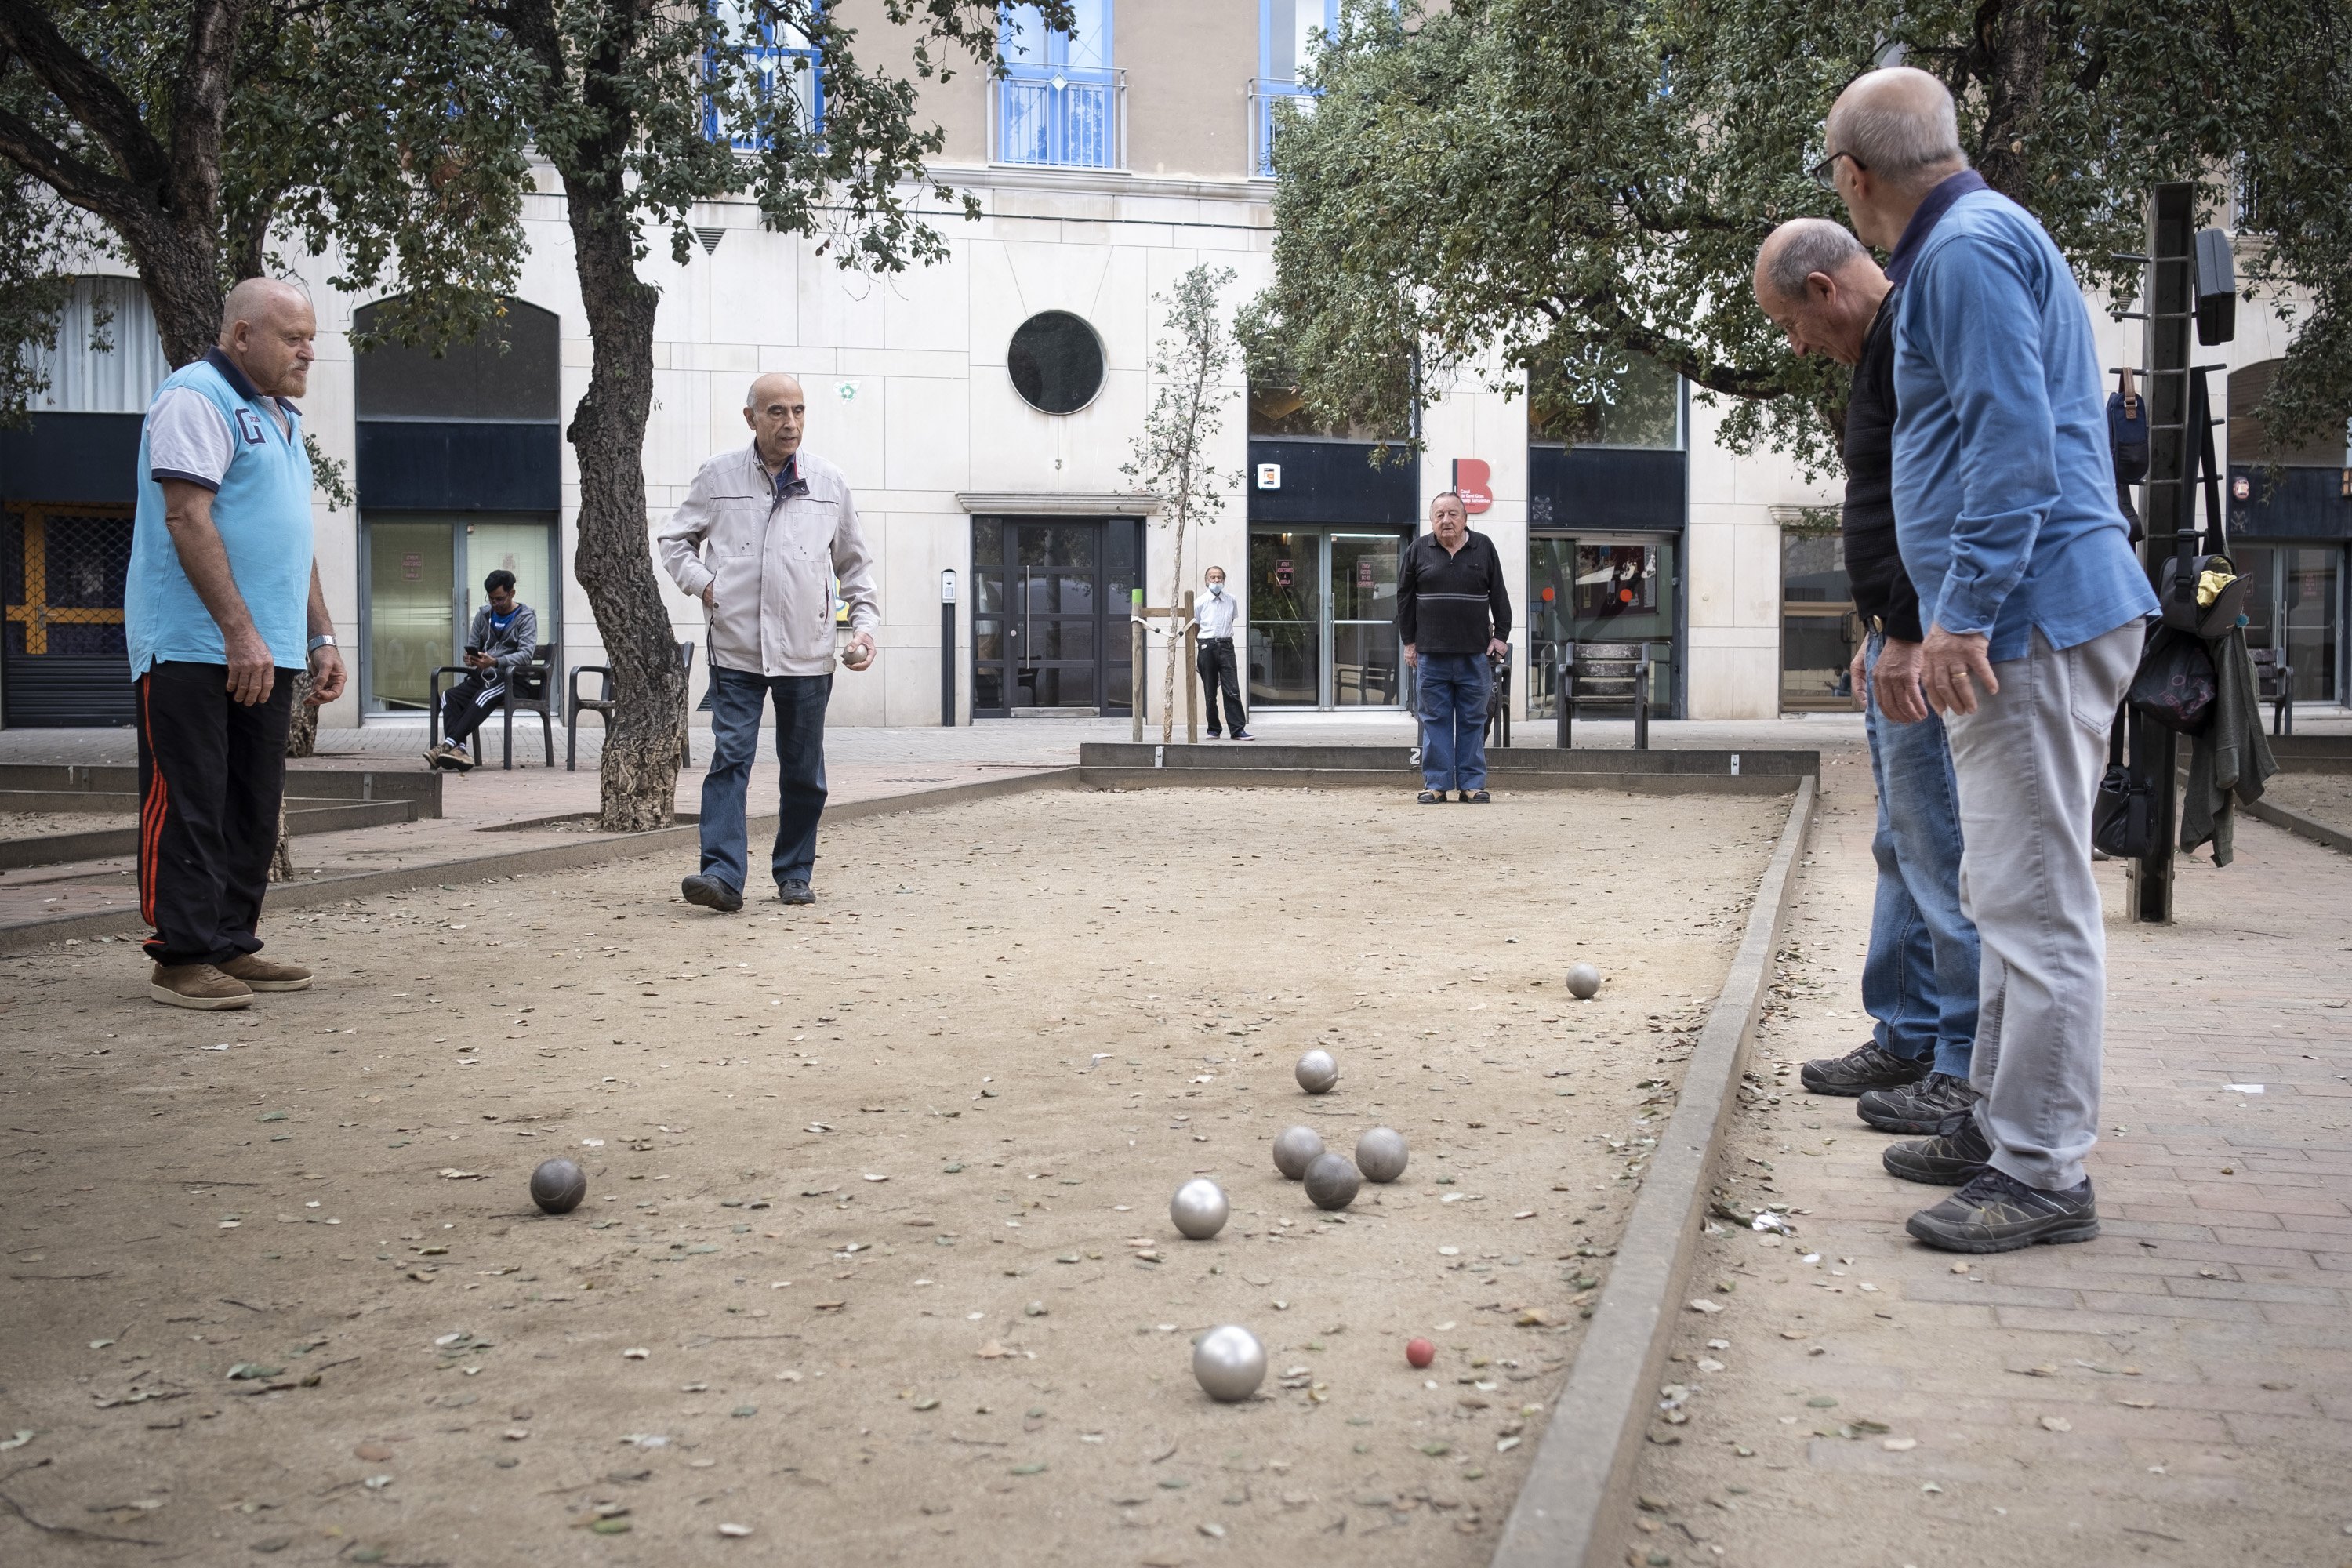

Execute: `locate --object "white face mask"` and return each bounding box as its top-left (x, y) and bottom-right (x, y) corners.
top-left (1208, 583), bottom-right (1225, 597)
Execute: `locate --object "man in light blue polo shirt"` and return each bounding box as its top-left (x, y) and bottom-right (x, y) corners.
top-left (1826, 67), bottom-right (2158, 1253)
top-left (129, 276), bottom-right (347, 1010)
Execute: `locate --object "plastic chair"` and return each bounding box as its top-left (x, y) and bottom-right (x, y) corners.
top-left (568, 641), bottom-right (696, 771)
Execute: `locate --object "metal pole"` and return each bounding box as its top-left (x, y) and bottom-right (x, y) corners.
top-left (1130, 587), bottom-right (1145, 743)
top-left (2130, 183), bottom-right (2194, 924)
top-left (1183, 590), bottom-right (1198, 746)
top-left (939, 569), bottom-right (957, 727)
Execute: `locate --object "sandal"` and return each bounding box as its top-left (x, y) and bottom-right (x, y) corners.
top-left (1417, 790), bottom-right (1443, 804)
top-left (1465, 789), bottom-right (1492, 804)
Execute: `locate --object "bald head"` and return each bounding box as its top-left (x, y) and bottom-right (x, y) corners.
top-left (1753, 219), bottom-right (1888, 368)
top-left (216, 277), bottom-right (315, 399)
top-left (742, 372), bottom-right (808, 467)
top-left (1827, 67), bottom-right (1965, 193)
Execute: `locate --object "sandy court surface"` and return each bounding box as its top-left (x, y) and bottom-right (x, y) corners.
top-left (0, 809), bottom-right (132, 840)
top-left (0, 784), bottom-right (1782, 1566)
top-left (2260, 771), bottom-right (2352, 837)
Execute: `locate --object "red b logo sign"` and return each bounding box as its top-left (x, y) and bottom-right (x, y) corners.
top-left (1451, 459), bottom-right (1493, 514)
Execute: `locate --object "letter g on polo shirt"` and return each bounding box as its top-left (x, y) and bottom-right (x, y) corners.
top-left (125, 349), bottom-right (315, 679)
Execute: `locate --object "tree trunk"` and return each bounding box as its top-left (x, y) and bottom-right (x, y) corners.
top-left (285, 670), bottom-right (318, 757)
top-left (1159, 492), bottom-right (1188, 747)
top-left (1973, 0), bottom-right (2049, 203)
top-left (519, 0), bottom-right (687, 833)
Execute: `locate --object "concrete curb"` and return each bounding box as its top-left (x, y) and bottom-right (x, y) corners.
top-left (2244, 796), bottom-right (2352, 855)
top-left (0, 768), bottom-right (1076, 953)
top-left (1080, 767), bottom-right (1802, 797)
top-left (1490, 776), bottom-right (1818, 1568)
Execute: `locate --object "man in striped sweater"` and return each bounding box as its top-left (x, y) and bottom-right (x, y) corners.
top-left (1397, 491), bottom-right (1512, 804)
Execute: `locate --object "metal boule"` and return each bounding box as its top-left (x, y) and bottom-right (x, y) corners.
top-left (1355, 1126), bottom-right (1409, 1183)
top-left (529, 1157), bottom-right (586, 1215)
top-left (1566, 962), bottom-right (1602, 1000)
top-left (1304, 1150), bottom-right (1361, 1211)
top-left (1169, 1178), bottom-right (1230, 1240)
top-left (1272, 1125), bottom-right (1324, 1181)
top-left (1192, 1324), bottom-right (1266, 1403)
top-left (1294, 1048), bottom-right (1338, 1094)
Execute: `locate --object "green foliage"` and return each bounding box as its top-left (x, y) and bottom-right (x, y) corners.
top-left (1261, 0), bottom-right (2352, 475)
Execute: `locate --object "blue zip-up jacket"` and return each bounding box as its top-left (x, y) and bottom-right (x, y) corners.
top-left (1891, 183), bottom-right (2157, 659)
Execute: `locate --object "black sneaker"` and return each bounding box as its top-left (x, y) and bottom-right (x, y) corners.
top-left (1799, 1041), bottom-right (1931, 1097)
top-left (779, 880), bottom-right (815, 906)
top-left (1906, 1167), bottom-right (2100, 1254)
top-left (1229, 731), bottom-right (1255, 740)
top-left (1859, 1072), bottom-right (1980, 1135)
top-left (1882, 1116), bottom-right (1995, 1185)
top-left (680, 873), bottom-right (742, 913)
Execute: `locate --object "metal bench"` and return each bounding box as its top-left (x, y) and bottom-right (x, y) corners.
top-left (2250, 645), bottom-right (2293, 736)
top-left (1555, 641), bottom-right (1652, 750)
top-left (567, 641), bottom-right (696, 771)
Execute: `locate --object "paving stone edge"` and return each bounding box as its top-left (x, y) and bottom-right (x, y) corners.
top-left (2243, 795), bottom-right (2352, 855)
top-left (0, 768), bottom-right (1079, 954)
top-left (1489, 776), bottom-right (1818, 1568)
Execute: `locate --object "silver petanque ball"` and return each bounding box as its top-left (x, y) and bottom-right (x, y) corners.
top-left (1169, 1178), bottom-right (1230, 1240)
top-left (1304, 1150), bottom-right (1362, 1211)
top-left (1355, 1126), bottom-right (1410, 1184)
top-left (1192, 1324), bottom-right (1267, 1403)
top-left (1272, 1125), bottom-right (1325, 1180)
top-left (1566, 962), bottom-right (1603, 1000)
top-left (1294, 1048), bottom-right (1338, 1094)
top-left (529, 1157), bottom-right (586, 1215)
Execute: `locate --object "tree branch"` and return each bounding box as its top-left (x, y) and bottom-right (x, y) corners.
top-left (0, 0), bottom-right (172, 191)
top-left (163, 0), bottom-right (250, 231)
top-left (0, 100), bottom-right (147, 229)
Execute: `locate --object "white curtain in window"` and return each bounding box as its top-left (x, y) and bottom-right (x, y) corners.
top-left (28, 277), bottom-right (170, 414)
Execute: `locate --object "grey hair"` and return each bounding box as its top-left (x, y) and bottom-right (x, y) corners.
top-left (1831, 66), bottom-right (1966, 185)
top-left (1763, 219), bottom-right (1868, 302)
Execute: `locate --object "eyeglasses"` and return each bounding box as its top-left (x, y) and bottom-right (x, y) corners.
top-left (1809, 149), bottom-right (1864, 190)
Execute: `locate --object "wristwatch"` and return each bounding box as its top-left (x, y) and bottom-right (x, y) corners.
top-left (307, 633), bottom-right (338, 653)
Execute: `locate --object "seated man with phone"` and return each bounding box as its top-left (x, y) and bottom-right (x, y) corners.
top-left (426, 570), bottom-right (538, 771)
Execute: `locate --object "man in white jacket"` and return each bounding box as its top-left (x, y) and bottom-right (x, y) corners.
top-left (657, 373), bottom-right (878, 910)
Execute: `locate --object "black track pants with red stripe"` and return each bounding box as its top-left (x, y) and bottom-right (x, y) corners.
top-left (136, 662), bottom-right (295, 969)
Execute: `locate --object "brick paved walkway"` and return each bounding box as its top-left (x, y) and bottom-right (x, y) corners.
top-left (1621, 749), bottom-right (2352, 1567)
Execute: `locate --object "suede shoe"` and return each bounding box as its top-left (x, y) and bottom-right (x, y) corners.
top-left (779, 880), bottom-right (815, 906)
top-left (1882, 1115), bottom-right (1996, 1186)
top-left (217, 953), bottom-right (312, 992)
top-left (150, 962), bottom-right (253, 1011)
top-left (1906, 1167), bottom-right (2100, 1254)
top-left (1858, 1071), bottom-right (1980, 1135)
top-left (1799, 1040), bottom-right (1930, 1097)
top-left (681, 873), bottom-right (743, 913)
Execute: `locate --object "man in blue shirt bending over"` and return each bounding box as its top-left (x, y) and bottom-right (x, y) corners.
top-left (1825, 67), bottom-right (2157, 1254)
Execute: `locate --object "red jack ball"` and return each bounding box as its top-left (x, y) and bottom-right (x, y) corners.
top-left (1406, 1338), bottom-right (1435, 1370)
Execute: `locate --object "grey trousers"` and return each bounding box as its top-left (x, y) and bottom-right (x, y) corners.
top-left (1944, 621), bottom-right (2143, 1190)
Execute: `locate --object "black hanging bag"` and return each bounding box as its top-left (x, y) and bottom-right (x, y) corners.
top-left (2092, 703), bottom-right (2157, 857)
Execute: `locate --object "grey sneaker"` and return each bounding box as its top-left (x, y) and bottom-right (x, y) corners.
top-left (1859, 1071), bottom-right (1980, 1135)
top-left (681, 873), bottom-right (742, 913)
top-left (1907, 1168), bottom-right (2100, 1254)
top-left (1882, 1115), bottom-right (1995, 1185)
top-left (779, 880), bottom-right (815, 906)
top-left (1800, 1040), bottom-right (1930, 1097)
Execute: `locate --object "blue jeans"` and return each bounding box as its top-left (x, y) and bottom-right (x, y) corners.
top-left (1864, 633), bottom-right (1978, 1077)
top-left (1417, 653), bottom-right (1491, 793)
top-left (700, 665), bottom-right (830, 893)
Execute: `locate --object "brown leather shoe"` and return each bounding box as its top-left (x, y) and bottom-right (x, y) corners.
top-left (151, 963), bottom-right (254, 1011)
top-left (217, 953), bottom-right (313, 992)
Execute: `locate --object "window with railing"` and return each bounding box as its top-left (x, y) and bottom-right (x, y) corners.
top-left (1252, 0), bottom-right (1336, 175)
top-left (705, 3), bottom-right (822, 149)
top-left (994, 1), bottom-right (1122, 169)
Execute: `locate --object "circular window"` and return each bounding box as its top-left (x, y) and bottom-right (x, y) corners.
top-left (1007, 310), bottom-right (1105, 415)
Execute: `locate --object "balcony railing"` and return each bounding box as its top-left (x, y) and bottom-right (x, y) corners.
top-left (1250, 78), bottom-right (1318, 177)
top-left (992, 63), bottom-right (1125, 170)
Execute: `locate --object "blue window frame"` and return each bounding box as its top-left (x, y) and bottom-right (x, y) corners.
top-left (1253, 0), bottom-right (1335, 176)
top-left (996, 1), bottom-right (1121, 169)
top-left (706, 4), bottom-right (823, 149)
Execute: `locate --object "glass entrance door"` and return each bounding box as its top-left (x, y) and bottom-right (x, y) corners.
top-left (362, 516), bottom-right (556, 713)
top-left (2232, 543), bottom-right (2343, 703)
top-left (969, 517), bottom-right (1139, 717)
top-left (1527, 534), bottom-right (1679, 716)
top-left (1247, 526), bottom-right (1410, 709)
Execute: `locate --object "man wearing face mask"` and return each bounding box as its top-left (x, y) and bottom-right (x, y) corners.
top-left (1196, 565), bottom-right (1252, 740)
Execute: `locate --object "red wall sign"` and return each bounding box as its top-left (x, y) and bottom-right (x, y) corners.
top-left (1452, 458), bottom-right (1493, 514)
